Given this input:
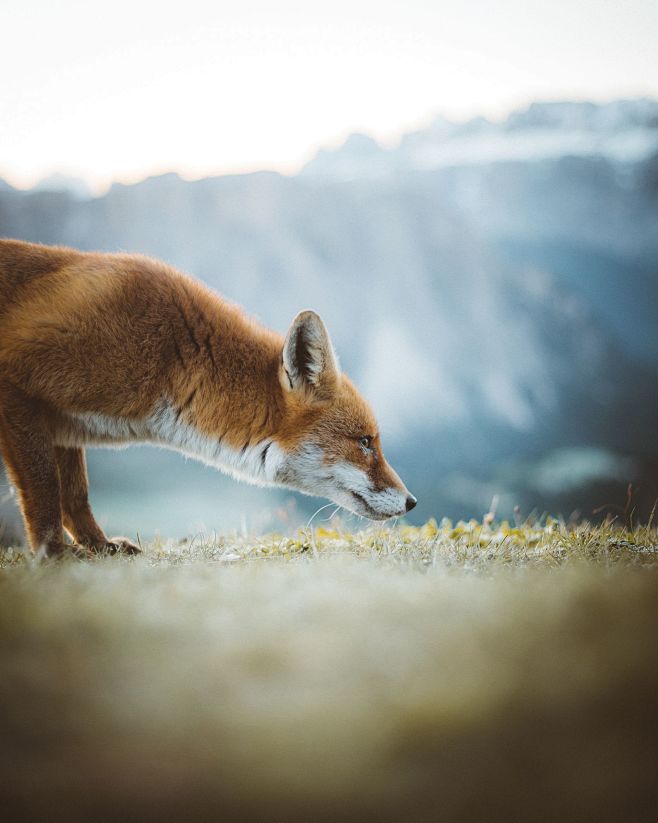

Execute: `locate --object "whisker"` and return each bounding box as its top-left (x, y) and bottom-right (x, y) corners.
top-left (305, 502), bottom-right (338, 559)
top-left (321, 505), bottom-right (342, 522)
top-left (306, 502), bottom-right (337, 530)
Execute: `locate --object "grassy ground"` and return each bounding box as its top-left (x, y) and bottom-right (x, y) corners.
top-left (1, 518), bottom-right (657, 822)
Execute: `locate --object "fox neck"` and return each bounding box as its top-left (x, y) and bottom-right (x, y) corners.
top-left (160, 330), bottom-right (289, 486)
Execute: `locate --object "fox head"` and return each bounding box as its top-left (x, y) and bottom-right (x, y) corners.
top-left (273, 311), bottom-right (416, 520)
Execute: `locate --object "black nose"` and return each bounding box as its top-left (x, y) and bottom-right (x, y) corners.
top-left (405, 494), bottom-right (417, 512)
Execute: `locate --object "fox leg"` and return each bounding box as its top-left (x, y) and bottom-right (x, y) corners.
top-left (0, 383), bottom-right (69, 556)
top-left (56, 446), bottom-right (140, 555)
top-left (56, 446), bottom-right (107, 548)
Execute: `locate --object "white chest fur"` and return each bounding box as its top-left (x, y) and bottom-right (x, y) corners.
top-left (59, 403), bottom-right (285, 487)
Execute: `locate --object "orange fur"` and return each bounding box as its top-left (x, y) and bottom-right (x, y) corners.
top-left (0, 239), bottom-right (414, 556)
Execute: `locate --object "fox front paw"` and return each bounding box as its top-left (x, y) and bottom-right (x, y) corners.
top-left (91, 537), bottom-right (141, 555)
top-left (107, 537), bottom-right (141, 555)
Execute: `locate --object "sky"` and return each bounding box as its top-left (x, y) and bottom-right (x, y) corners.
top-left (1, 0), bottom-right (657, 192)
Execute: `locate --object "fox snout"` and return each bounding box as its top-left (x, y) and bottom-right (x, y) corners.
top-left (329, 459), bottom-right (416, 520)
top-left (337, 475), bottom-right (417, 520)
top-left (345, 484), bottom-right (417, 520)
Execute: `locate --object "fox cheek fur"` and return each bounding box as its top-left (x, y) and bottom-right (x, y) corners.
top-left (0, 240), bottom-right (415, 556)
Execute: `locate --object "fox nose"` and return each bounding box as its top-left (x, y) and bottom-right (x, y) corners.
top-left (405, 494), bottom-right (417, 512)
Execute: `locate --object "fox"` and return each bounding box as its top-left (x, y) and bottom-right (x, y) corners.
top-left (0, 238), bottom-right (416, 556)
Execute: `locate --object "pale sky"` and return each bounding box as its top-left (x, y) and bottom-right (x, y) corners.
top-left (1, 0), bottom-right (657, 193)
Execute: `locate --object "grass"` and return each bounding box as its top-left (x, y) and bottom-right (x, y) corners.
top-left (1, 517), bottom-right (657, 822)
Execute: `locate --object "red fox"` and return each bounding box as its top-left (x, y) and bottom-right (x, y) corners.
top-left (0, 239), bottom-right (415, 556)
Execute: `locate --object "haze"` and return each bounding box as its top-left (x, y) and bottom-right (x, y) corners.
top-left (1, 0), bottom-right (657, 193)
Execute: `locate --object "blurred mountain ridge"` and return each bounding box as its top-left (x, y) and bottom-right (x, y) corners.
top-left (303, 97), bottom-right (658, 179)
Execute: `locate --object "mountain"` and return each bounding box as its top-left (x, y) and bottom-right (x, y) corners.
top-left (32, 173), bottom-right (92, 200)
top-left (1, 99), bottom-right (657, 534)
top-left (303, 98), bottom-right (658, 178)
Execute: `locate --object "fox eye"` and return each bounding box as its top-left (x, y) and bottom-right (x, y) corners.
top-left (358, 435), bottom-right (373, 450)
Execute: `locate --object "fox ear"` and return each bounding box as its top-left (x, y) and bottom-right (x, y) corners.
top-left (281, 310), bottom-right (340, 401)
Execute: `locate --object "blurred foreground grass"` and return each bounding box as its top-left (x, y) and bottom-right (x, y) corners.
top-left (1, 519), bottom-right (657, 822)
